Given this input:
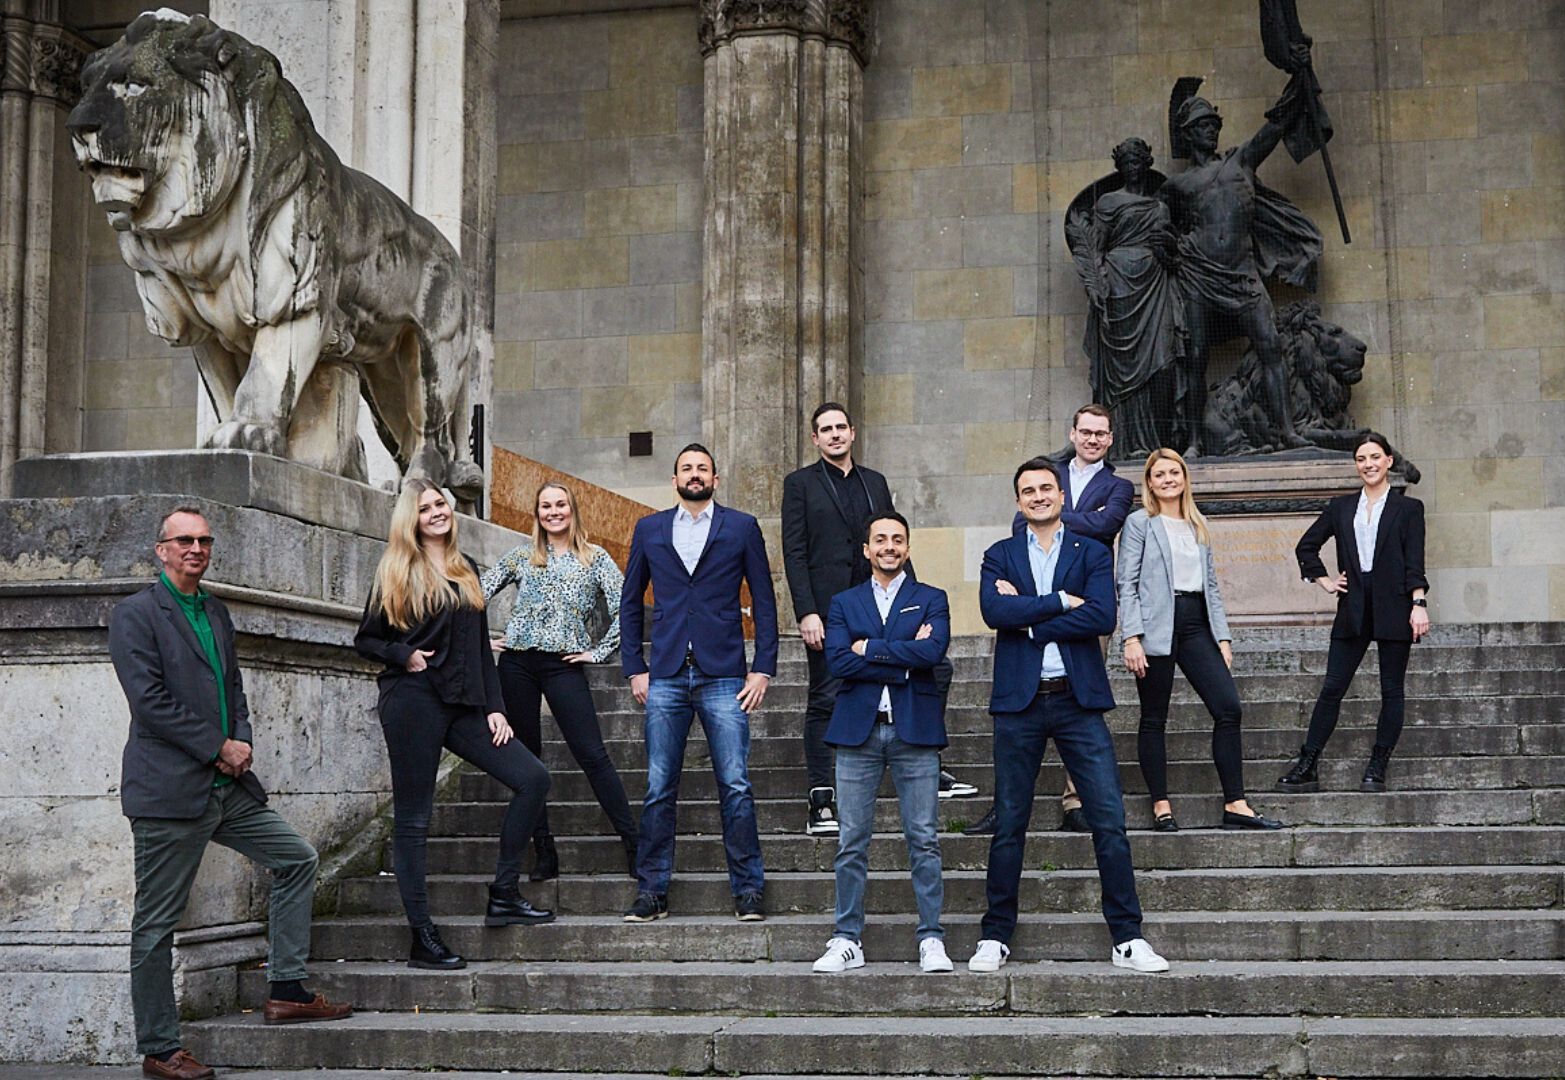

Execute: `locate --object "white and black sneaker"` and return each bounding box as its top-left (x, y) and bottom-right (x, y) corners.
top-left (938, 770), bottom-right (979, 799)
top-left (1111, 938), bottom-right (1169, 973)
top-left (812, 937), bottom-right (865, 973)
top-left (806, 786), bottom-right (840, 835)
top-left (967, 939), bottom-right (1009, 972)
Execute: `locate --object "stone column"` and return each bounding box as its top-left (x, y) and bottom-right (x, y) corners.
top-left (699, 0), bottom-right (872, 514)
top-left (0, 0), bottom-right (90, 496)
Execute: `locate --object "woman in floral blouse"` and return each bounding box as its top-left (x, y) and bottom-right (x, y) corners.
top-left (482, 482), bottom-right (637, 880)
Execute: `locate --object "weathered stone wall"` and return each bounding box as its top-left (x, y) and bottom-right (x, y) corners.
top-left (492, 7), bottom-right (705, 508)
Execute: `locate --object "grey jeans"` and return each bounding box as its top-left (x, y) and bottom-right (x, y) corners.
top-left (130, 784), bottom-right (318, 1056)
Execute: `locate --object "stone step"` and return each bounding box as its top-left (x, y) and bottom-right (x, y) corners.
top-left (513, 723), bottom-right (1533, 774)
top-left (415, 825), bottom-right (1565, 876)
top-left (308, 909), bottom-right (1565, 963)
top-left (338, 865), bottom-right (1564, 918)
top-left (429, 787), bottom-right (1563, 836)
top-left (235, 958), bottom-right (1565, 1019)
top-left (0, 1073), bottom-right (1220, 1080)
top-left (182, 1011), bottom-right (1565, 1077)
top-left (464, 754), bottom-right (1565, 804)
top-left (572, 693), bottom-right (1565, 739)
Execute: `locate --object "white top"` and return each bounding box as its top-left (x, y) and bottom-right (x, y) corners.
top-left (1355, 489), bottom-right (1387, 573)
top-left (1164, 518), bottom-right (1205, 592)
top-left (870, 571), bottom-right (908, 716)
top-left (671, 504), bottom-right (713, 576)
top-left (1067, 458), bottom-right (1104, 510)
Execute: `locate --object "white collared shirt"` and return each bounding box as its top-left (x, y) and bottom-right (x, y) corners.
top-left (1355, 490), bottom-right (1387, 573)
top-left (1067, 458), bottom-right (1104, 510)
top-left (870, 571), bottom-right (907, 715)
top-left (1164, 518), bottom-right (1205, 592)
top-left (671, 504), bottom-right (713, 576)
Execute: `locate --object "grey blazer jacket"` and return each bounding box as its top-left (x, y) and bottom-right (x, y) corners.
top-left (1116, 509), bottom-right (1231, 657)
top-left (108, 582), bottom-right (263, 819)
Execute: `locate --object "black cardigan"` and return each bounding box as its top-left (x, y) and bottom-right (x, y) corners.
top-left (1295, 489), bottom-right (1428, 643)
top-left (355, 556), bottom-right (505, 712)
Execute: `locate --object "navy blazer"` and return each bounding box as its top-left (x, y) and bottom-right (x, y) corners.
top-left (980, 528), bottom-right (1118, 714)
top-left (620, 503), bottom-right (780, 680)
top-left (824, 578), bottom-right (951, 750)
top-left (1011, 458), bottom-right (1135, 545)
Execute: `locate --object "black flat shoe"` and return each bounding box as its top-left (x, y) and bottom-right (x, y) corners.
top-left (963, 807), bottom-right (998, 836)
top-left (1222, 809), bottom-right (1285, 830)
top-left (1151, 812), bottom-right (1179, 833)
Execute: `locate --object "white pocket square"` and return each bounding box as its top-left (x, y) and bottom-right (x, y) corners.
top-left (899, 604), bottom-right (921, 613)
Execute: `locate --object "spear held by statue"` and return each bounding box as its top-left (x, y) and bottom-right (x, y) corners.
top-left (1259, 0), bottom-right (1351, 243)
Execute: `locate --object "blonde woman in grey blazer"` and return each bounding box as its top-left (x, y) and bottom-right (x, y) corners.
top-left (1117, 449), bottom-right (1283, 832)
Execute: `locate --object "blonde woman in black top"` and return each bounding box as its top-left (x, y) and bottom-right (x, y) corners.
top-left (356, 479), bottom-right (553, 972)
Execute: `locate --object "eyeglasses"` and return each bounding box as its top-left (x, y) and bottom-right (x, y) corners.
top-left (1074, 430), bottom-right (1112, 442)
top-left (158, 535), bottom-right (215, 550)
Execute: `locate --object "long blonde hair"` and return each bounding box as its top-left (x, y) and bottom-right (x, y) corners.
top-left (371, 478), bottom-right (486, 629)
top-left (1142, 448), bottom-right (1210, 546)
top-left (530, 481), bottom-right (595, 569)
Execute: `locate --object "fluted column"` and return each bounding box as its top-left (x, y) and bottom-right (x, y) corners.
top-left (700, 0), bottom-right (872, 515)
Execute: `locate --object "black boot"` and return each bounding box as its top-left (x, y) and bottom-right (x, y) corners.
top-left (409, 924), bottom-right (466, 970)
top-left (528, 835), bottom-right (559, 882)
top-left (621, 833), bottom-right (639, 878)
top-left (485, 882), bottom-right (555, 927)
top-left (1361, 745), bottom-right (1393, 792)
top-left (1277, 745), bottom-right (1322, 793)
top-left (963, 806), bottom-right (997, 836)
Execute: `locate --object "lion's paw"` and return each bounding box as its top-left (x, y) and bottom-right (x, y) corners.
top-left (205, 420), bottom-right (287, 457)
top-left (446, 460), bottom-right (485, 503)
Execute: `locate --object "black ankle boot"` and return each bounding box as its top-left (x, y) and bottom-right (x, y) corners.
top-left (1277, 745), bottom-right (1322, 793)
top-left (485, 882), bottom-right (555, 927)
top-left (409, 924), bottom-right (466, 970)
top-left (1361, 745), bottom-right (1392, 792)
top-left (528, 835), bottom-right (559, 882)
top-left (621, 833), bottom-right (639, 878)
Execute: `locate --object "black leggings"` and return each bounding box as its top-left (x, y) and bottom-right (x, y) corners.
top-left (378, 676), bottom-right (549, 928)
top-left (497, 650), bottom-right (636, 842)
top-left (1304, 634), bottom-right (1411, 753)
top-left (1135, 593), bottom-right (1246, 803)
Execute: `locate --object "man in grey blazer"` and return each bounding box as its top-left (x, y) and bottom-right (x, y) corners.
top-left (110, 505), bottom-right (351, 1080)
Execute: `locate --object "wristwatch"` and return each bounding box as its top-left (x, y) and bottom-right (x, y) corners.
top-left (1411, 598), bottom-right (1427, 608)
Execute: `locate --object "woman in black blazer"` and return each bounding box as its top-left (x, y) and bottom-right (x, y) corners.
top-left (1280, 434), bottom-right (1429, 793)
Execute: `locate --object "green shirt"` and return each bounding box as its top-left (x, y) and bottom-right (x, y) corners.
top-left (160, 572), bottom-right (232, 788)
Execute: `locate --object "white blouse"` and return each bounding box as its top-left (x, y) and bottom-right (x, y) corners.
top-left (1164, 518), bottom-right (1205, 593)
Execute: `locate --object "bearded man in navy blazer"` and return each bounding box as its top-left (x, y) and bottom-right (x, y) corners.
top-left (810, 512), bottom-right (954, 975)
top-left (968, 456), bottom-right (1169, 975)
top-left (620, 443), bottom-right (779, 924)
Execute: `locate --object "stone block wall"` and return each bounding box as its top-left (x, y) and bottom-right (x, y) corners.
top-left (491, 7), bottom-right (706, 509)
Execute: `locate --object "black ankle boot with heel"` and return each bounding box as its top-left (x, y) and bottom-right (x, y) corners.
top-left (1361, 745), bottom-right (1393, 792)
top-left (528, 835), bottom-right (559, 881)
top-left (1277, 744), bottom-right (1322, 793)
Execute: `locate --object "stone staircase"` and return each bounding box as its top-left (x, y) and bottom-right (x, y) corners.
top-left (187, 624), bottom-right (1565, 1077)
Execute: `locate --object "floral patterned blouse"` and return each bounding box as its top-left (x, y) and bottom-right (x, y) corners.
top-left (480, 541), bottom-right (624, 663)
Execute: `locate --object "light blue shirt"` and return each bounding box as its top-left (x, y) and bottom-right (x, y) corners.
top-left (672, 503), bottom-right (713, 575)
top-left (870, 571), bottom-right (907, 716)
top-left (1026, 526), bottom-right (1069, 679)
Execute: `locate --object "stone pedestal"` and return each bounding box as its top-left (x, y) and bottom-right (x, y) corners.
top-left (0, 450), bottom-right (521, 1063)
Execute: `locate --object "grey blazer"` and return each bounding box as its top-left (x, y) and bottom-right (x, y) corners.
top-left (1116, 509), bottom-right (1231, 657)
top-left (108, 582), bottom-right (263, 819)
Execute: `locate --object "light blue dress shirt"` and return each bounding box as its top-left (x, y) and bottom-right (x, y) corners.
top-left (1026, 526), bottom-right (1069, 679)
top-left (870, 571), bottom-right (907, 716)
top-left (672, 504), bottom-right (713, 575)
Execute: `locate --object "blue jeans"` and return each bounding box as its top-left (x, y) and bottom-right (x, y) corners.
top-left (981, 689), bottom-right (1144, 946)
top-left (833, 722), bottom-right (944, 944)
top-left (636, 664), bottom-right (765, 897)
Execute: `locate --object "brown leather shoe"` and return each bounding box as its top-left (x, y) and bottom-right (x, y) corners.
top-left (262, 991), bottom-right (354, 1025)
top-left (142, 1049), bottom-right (215, 1080)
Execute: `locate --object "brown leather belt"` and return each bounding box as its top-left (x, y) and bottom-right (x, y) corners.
top-left (1038, 677), bottom-right (1071, 695)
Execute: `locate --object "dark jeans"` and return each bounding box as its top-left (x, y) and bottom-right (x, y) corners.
top-left (378, 676), bottom-right (550, 928)
top-left (803, 645), bottom-right (840, 789)
top-left (982, 688), bottom-right (1144, 946)
top-left (497, 650), bottom-right (636, 842)
top-left (1135, 593), bottom-right (1246, 803)
top-left (1304, 636), bottom-right (1412, 753)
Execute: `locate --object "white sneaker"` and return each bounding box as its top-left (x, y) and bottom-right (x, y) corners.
top-left (1111, 937), bottom-right (1169, 973)
top-left (918, 938), bottom-right (954, 973)
top-left (812, 937), bottom-right (865, 973)
top-left (967, 939), bottom-right (1009, 972)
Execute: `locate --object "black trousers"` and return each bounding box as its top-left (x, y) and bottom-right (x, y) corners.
top-left (1304, 582), bottom-right (1412, 753)
top-left (497, 650), bottom-right (636, 842)
top-left (804, 646), bottom-right (955, 791)
top-left (1135, 593), bottom-right (1246, 803)
top-left (378, 677), bottom-right (549, 928)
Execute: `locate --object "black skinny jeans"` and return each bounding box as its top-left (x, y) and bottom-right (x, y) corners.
top-left (379, 676), bottom-right (550, 928)
top-left (1135, 593), bottom-right (1246, 803)
top-left (1304, 579), bottom-right (1411, 753)
top-left (497, 650), bottom-right (636, 842)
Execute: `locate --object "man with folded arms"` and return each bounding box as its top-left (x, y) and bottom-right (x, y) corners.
top-left (813, 513), bottom-right (954, 974)
top-left (109, 506), bottom-right (351, 1080)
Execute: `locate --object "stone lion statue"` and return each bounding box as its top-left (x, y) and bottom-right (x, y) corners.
top-left (66, 10), bottom-right (483, 502)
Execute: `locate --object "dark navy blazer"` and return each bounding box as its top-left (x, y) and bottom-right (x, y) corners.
top-left (1010, 459), bottom-right (1136, 545)
top-left (823, 578), bottom-right (951, 749)
top-left (979, 528), bottom-right (1118, 714)
top-left (619, 502), bottom-right (780, 680)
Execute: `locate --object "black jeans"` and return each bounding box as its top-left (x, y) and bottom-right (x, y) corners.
top-left (1135, 593), bottom-right (1246, 803)
top-left (1304, 637), bottom-right (1412, 753)
top-left (378, 676), bottom-right (550, 928)
top-left (497, 649), bottom-right (636, 842)
top-left (803, 645), bottom-right (840, 790)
